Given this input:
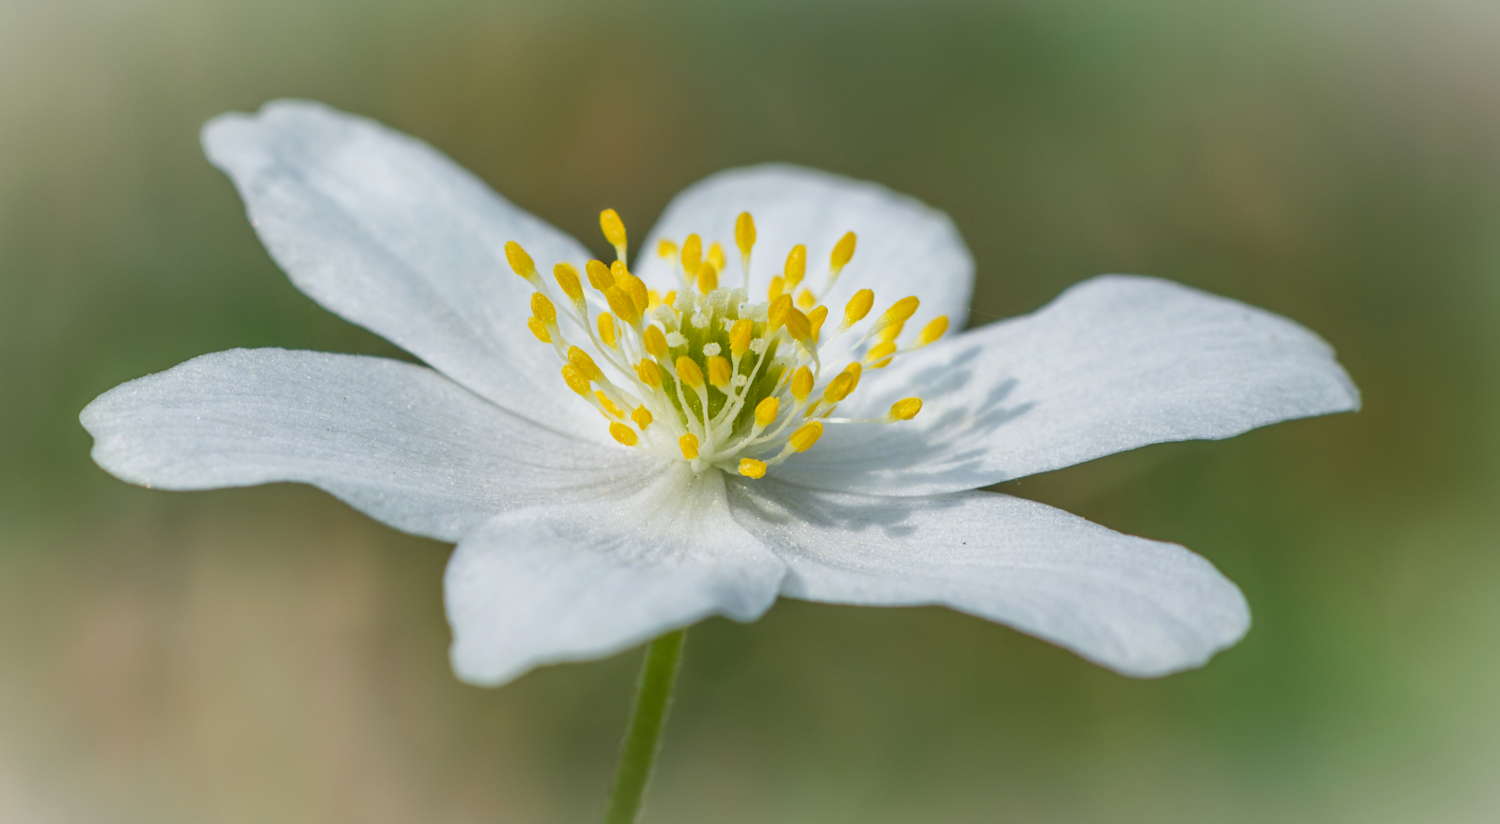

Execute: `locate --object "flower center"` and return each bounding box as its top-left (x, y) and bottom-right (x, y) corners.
top-left (504, 209), bottom-right (943, 478)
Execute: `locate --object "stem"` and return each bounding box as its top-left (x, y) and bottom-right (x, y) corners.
top-left (602, 630), bottom-right (687, 824)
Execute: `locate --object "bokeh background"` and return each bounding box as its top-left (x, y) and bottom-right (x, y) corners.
top-left (3, 0), bottom-right (1498, 821)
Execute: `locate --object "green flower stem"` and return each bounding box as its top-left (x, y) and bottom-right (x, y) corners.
top-left (603, 629), bottom-right (688, 824)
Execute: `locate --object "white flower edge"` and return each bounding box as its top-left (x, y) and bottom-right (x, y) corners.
top-left (776, 274), bottom-right (1362, 496)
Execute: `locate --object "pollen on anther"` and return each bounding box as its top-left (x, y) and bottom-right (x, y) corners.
top-left (889, 397), bottom-right (923, 421)
top-left (738, 458), bottom-right (767, 479)
top-left (598, 313), bottom-right (618, 348)
top-left (789, 421), bottom-right (823, 452)
top-left (631, 405), bottom-right (653, 430)
top-left (755, 396), bottom-right (780, 426)
top-left (609, 421), bottom-right (639, 446)
top-left (527, 316), bottom-right (550, 343)
top-left (679, 433), bottom-right (700, 460)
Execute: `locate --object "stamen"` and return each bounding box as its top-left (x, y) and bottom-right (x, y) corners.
top-left (822, 371), bottom-right (855, 404)
top-left (609, 421), bottom-right (639, 446)
top-left (784, 245), bottom-right (807, 288)
top-left (561, 364), bottom-right (591, 396)
top-left (676, 357), bottom-right (704, 389)
top-left (730, 319), bottom-right (753, 355)
top-left (643, 326), bottom-right (670, 359)
top-left (788, 421), bottom-right (823, 452)
top-left (707, 356), bottom-right (732, 388)
top-left (842, 289), bottom-right (874, 329)
top-left (888, 398), bottom-right (923, 421)
top-left (637, 359), bottom-right (662, 387)
top-left (916, 315), bottom-right (948, 347)
top-left (600, 209), bottom-right (628, 261)
top-left (632, 405), bottom-right (653, 430)
top-left (828, 231), bottom-right (856, 286)
top-left (735, 212), bottom-right (756, 279)
top-left (808, 305), bottom-right (828, 339)
top-left (568, 347), bottom-right (604, 382)
top-left (679, 433), bottom-right (700, 460)
top-left (738, 458), bottom-right (767, 479)
top-left (707, 242), bottom-right (726, 273)
top-left (767, 276), bottom-right (785, 301)
top-left (872, 296), bottom-right (920, 337)
top-left (657, 239), bottom-right (678, 259)
top-left (865, 341), bottom-right (897, 367)
top-left (598, 313), bottom-right (618, 348)
top-left (585, 260), bottom-right (615, 292)
top-left (696, 262), bottom-right (718, 294)
top-left (527, 317), bottom-right (551, 343)
top-left (554, 263), bottom-right (584, 305)
top-left (596, 390), bottom-right (624, 419)
top-left (504, 241), bottom-right (541, 287)
top-left (755, 397), bottom-right (780, 427)
top-left (796, 288), bottom-right (816, 310)
top-left (790, 366), bottom-right (814, 401)
top-left (531, 293), bottom-right (556, 324)
top-left (681, 235), bottom-right (702, 282)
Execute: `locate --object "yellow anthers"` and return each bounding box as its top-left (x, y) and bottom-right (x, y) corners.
top-left (657, 239), bottom-right (678, 259)
top-left (784, 244), bottom-right (807, 286)
top-left (768, 293), bottom-right (793, 330)
top-left (527, 316), bottom-right (551, 343)
top-left (598, 312), bottom-right (618, 348)
top-left (767, 276), bottom-right (785, 301)
top-left (631, 405), bottom-right (653, 430)
top-left (642, 325), bottom-right (670, 358)
top-left (785, 307), bottom-right (813, 346)
top-left (823, 371), bottom-right (855, 403)
top-left (636, 358), bottom-right (662, 387)
top-left (647, 289), bottom-right (662, 310)
top-left (596, 390), bottom-right (624, 419)
top-left (917, 315), bottom-right (949, 347)
top-left (873, 296), bottom-right (920, 336)
top-left (560, 363), bottom-right (591, 396)
top-left (681, 234), bottom-right (702, 276)
top-left (612, 261), bottom-right (649, 314)
top-left (605, 286), bottom-right (642, 326)
top-left (738, 458), bottom-right (767, 479)
top-left (554, 262), bottom-right (584, 303)
top-left (663, 290), bottom-right (677, 307)
top-left (789, 421), bottom-right (823, 452)
top-left (707, 242), bottom-right (726, 272)
top-left (842, 361), bottom-right (863, 393)
top-left (707, 356), bottom-right (733, 388)
top-left (865, 341), bottom-right (898, 368)
top-left (796, 288), bottom-right (816, 310)
top-left (755, 396), bottom-right (780, 427)
top-left (679, 433), bottom-right (700, 460)
top-left (830, 231), bottom-right (856, 275)
top-left (567, 346), bottom-right (604, 382)
top-left (889, 397), bottom-right (923, 421)
top-left (790, 366), bottom-right (814, 401)
top-left (879, 321), bottom-right (905, 344)
top-left (676, 356), bottom-right (704, 389)
top-left (599, 208), bottom-right (627, 260)
top-left (696, 261), bottom-right (719, 294)
top-left (843, 289), bottom-right (874, 327)
top-left (530, 292), bottom-right (556, 324)
top-left (504, 240), bottom-right (537, 279)
top-left (585, 259), bottom-right (615, 292)
top-left (735, 212), bottom-right (756, 259)
top-left (808, 305), bottom-right (829, 339)
top-left (730, 318), bottom-right (754, 356)
top-left (609, 421), bottom-right (639, 446)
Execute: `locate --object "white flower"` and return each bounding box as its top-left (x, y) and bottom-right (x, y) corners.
top-left (80, 100), bottom-right (1360, 686)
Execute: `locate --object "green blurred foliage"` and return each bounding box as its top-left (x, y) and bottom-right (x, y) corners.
top-left (2, 0), bottom-right (1498, 821)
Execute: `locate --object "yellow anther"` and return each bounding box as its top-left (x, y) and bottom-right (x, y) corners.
top-left (784, 244), bottom-right (807, 286)
top-left (785, 307), bottom-right (812, 345)
top-left (679, 433), bottom-right (700, 460)
top-left (599, 209), bottom-right (627, 260)
top-left (605, 286), bottom-right (642, 326)
top-left (504, 241), bottom-right (537, 279)
top-left (843, 289), bottom-right (874, 327)
top-left (738, 458), bottom-right (767, 479)
top-left (567, 346), bottom-right (603, 382)
top-left (554, 262), bottom-right (584, 303)
top-left (643, 325), bottom-right (670, 358)
top-left (754, 396), bottom-right (780, 427)
top-left (663, 290), bottom-right (677, 308)
top-left (609, 421), bottom-right (638, 447)
top-left (598, 312), bottom-right (618, 348)
top-left (790, 366), bottom-right (814, 401)
top-left (527, 316), bottom-right (551, 343)
top-left (873, 296), bottom-right (920, 336)
top-left (707, 356), bottom-right (732, 388)
top-left (879, 321), bottom-right (905, 344)
top-left (696, 261), bottom-right (718, 294)
top-left (865, 341), bottom-right (898, 367)
top-left (530, 292), bottom-right (556, 324)
top-left (647, 289), bottom-right (662, 310)
top-left (658, 239), bottom-right (678, 259)
top-left (585, 259), bottom-right (615, 292)
top-left (676, 356), bottom-right (704, 389)
top-left (561, 364), bottom-right (591, 396)
top-left (596, 390), bottom-right (624, 419)
top-left (612, 261), bottom-right (649, 314)
top-left (830, 231), bottom-right (856, 275)
top-left (681, 234), bottom-right (702, 276)
top-left (768, 293), bottom-right (793, 330)
top-left (631, 405), bottom-right (653, 430)
top-left (707, 242), bottom-right (725, 272)
top-left (889, 397), bottom-right (923, 421)
top-left (823, 372), bottom-right (855, 404)
top-left (842, 361), bottom-right (863, 393)
top-left (729, 318), bottom-right (753, 356)
top-left (637, 359), bottom-right (662, 387)
top-left (789, 421), bottom-right (824, 452)
top-left (796, 288), bottom-right (816, 310)
top-left (808, 304), bottom-right (829, 339)
top-left (767, 275), bottom-right (785, 300)
top-left (735, 212), bottom-right (756, 259)
top-left (917, 315), bottom-right (949, 347)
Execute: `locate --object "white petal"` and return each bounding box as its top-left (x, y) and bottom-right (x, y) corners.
top-left (730, 480), bottom-right (1249, 677)
top-left (776, 275), bottom-right (1361, 495)
top-left (202, 100), bottom-right (602, 437)
top-left (445, 468), bottom-right (785, 686)
top-left (81, 349), bottom-right (653, 542)
top-left (633, 164), bottom-right (973, 333)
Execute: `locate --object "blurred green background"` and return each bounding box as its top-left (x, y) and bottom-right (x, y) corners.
top-left (3, 0), bottom-right (1498, 821)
